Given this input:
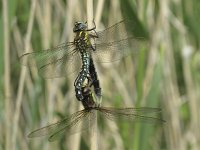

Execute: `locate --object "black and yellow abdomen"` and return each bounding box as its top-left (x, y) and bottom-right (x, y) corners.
top-left (74, 31), bottom-right (92, 101)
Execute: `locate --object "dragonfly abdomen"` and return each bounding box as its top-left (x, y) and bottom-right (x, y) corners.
top-left (74, 52), bottom-right (90, 101)
top-left (89, 58), bottom-right (101, 99)
top-left (74, 31), bottom-right (96, 101)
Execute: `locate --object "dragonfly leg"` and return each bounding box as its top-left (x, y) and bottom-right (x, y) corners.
top-left (88, 33), bottom-right (98, 52)
top-left (89, 31), bottom-right (98, 39)
top-left (90, 45), bottom-right (96, 51)
top-left (88, 31), bottom-right (99, 52)
top-left (86, 20), bottom-right (96, 31)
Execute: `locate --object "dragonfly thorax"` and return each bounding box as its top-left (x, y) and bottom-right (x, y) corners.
top-left (74, 31), bottom-right (91, 53)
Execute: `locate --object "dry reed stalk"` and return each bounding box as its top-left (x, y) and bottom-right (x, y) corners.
top-left (67, 104), bottom-right (83, 150)
top-left (95, 0), bottom-right (105, 26)
top-left (97, 3), bottom-right (127, 149)
top-left (12, 24), bottom-right (34, 96)
top-left (11, 0), bottom-right (37, 150)
top-left (110, 68), bottom-right (133, 106)
top-left (3, 0), bottom-right (11, 149)
top-left (182, 47), bottom-right (200, 144)
top-left (65, 2), bottom-right (82, 150)
top-left (158, 1), bottom-right (184, 149)
top-left (36, 1), bottom-right (55, 150)
top-left (179, 2), bottom-right (200, 146)
top-left (86, 0), bottom-right (99, 150)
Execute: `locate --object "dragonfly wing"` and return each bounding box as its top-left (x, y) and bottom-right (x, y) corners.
top-left (96, 20), bottom-right (147, 43)
top-left (38, 52), bottom-right (81, 78)
top-left (28, 110), bottom-right (85, 138)
top-left (92, 20), bottom-right (148, 62)
top-left (98, 107), bottom-right (165, 124)
top-left (99, 107), bottom-right (162, 114)
top-left (28, 109), bottom-right (96, 142)
top-left (49, 110), bottom-right (95, 142)
top-left (92, 37), bottom-right (147, 62)
top-left (20, 42), bottom-right (81, 78)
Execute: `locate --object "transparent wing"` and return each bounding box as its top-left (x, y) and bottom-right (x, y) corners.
top-left (92, 37), bottom-right (147, 62)
top-left (97, 107), bottom-right (165, 124)
top-left (28, 109), bottom-right (95, 142)
top-left (92, 20), bottom-right (148, 62)
top-left (96, 20), bottom-right (147, 43)
top-left (48, 110), bottom-right (95, 142)
top-left (20, 42), bottom-right (81, 78)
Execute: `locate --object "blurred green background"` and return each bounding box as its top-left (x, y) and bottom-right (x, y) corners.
top-left (1, 0), bottom-right (200, 150)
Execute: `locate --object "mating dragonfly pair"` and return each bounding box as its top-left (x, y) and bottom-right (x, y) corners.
top-left (20, 20), bottom-right (146, 101)
top-left (21, 20), bottom-right (164, 141)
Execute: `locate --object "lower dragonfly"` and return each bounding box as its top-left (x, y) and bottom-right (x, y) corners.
top-left (28, 77), bottom-right (165, 142)
top-left (20, 20), bottom-right (147, 101)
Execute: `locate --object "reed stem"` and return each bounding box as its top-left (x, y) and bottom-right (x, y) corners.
top-left (87, 0), bottom-right (98, 150)
top-left (3, 0), bottom-right (11, 149)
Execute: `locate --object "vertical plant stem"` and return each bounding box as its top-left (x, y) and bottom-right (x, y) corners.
top-left (90, 110), bottom-right (98, 150)
top-left (95, 0), bottom-right (105, 26)
top-left (87, 1), bottom-right (98, 150)
top-left (87, 0), bottom-right (94, 24)
top-left (3, 0), bottom-right (11, 149)
top-left (11, 0), bottom-right (37, 149)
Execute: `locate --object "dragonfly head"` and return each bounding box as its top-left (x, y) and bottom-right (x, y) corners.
top-left (73, 22), bottom-right (87, 32)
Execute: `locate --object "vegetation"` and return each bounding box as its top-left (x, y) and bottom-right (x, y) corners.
top-left (1, 0), bottom-right (200, 149)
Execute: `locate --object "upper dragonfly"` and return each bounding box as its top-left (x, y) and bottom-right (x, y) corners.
top-left (20, 20), bottom-right (147, 101)
top-left (20, 20), bottom-right (147, 78)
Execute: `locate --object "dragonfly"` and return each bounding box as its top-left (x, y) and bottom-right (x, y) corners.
top-left (20, 20), bottom-right (147, 101)
top-left (28, 81), bottom-right (165, 142)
